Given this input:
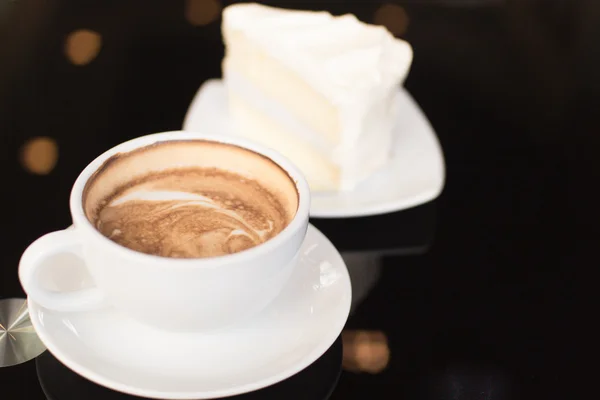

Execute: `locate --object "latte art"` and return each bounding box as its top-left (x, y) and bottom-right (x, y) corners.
top-left (94, 168), bottom-right (290, 258)
top-left (83, 140), bottom-right (298, 259)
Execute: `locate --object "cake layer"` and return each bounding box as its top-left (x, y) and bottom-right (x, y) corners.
top-left (226, 73), bottom-right (393, 191)
top-left (222, 32), bottom-right (341, 144)
top-left (228, 92), bottom-right (340, 191)
top-left (224, 68), bottom-right (336, 158)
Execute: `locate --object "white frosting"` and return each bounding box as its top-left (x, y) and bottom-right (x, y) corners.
top-left (222, 3), bottom-right (412, 105)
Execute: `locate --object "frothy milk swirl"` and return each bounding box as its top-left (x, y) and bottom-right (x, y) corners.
top-left (93, 168), bottom-right (289, 258)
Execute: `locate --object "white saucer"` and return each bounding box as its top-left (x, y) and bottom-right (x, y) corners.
top-left (183, 79), bottom-right (446, 218)
top-left (28, 224), bottom-right (351, 400)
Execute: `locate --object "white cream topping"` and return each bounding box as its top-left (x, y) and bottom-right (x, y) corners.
top-left (222, 3), bottom-right (413, 105)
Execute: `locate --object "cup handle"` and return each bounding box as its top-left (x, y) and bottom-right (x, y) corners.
top-left (19, 229), bottom-right (105, 312)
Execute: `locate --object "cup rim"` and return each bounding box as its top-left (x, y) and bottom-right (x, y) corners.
top-left (69, 131), bottom-right (311, 268)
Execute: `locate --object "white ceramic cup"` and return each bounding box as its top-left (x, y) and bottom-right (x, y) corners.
top-left (19, 131), bottom-right (310, 331)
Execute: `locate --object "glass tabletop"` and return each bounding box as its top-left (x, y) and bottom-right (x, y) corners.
top-left (1, 0), bottom-right (590, 399)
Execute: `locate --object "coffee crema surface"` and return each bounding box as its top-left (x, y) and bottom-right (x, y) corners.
top-left (83, 140), bottom-right (298, 258)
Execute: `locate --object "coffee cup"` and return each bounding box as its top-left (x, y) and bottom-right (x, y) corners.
top-left (19, 131), bottom-right (310, 331)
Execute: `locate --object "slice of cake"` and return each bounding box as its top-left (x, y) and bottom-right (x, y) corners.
top-left (221, 3), bottom-right (413, 191)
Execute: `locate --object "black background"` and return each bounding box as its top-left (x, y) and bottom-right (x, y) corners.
top-left (0, 0), bottom-right (594, 399)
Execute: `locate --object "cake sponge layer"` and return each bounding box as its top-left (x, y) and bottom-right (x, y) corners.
top-left (226, 82), bottom-right (393, 191)
top-left (222, 31), bottom-right (341, 144)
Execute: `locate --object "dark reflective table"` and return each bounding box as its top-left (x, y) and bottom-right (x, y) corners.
top-left (1, 0), bottom-right (591, 399)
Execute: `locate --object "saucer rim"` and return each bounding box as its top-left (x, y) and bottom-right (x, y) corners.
top-left (28, 223), bottom-right (352, 400)
top-left (182, 79), bottom-right (446, 219)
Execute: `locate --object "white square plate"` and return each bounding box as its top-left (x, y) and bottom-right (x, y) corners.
top-left (183, 80), bottom-right (445, 218)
